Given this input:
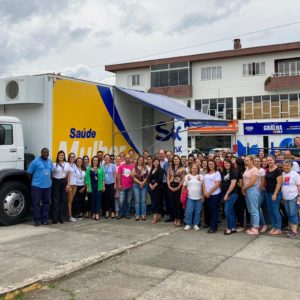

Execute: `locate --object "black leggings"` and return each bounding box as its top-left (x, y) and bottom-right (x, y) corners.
top-left (151, 185), bottom-right (163, 214)
top-left (52, 178), bottom-right (68, 222)
top-left (103, 183), bottom-right (115, 213)
top-left (168, 183), bottom-right (183, 221)
top-left (72, 185), bottom-right (86, 216)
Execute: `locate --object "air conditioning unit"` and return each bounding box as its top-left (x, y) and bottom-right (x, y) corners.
top-left (0, 75), bottom-right (46, 105)
top-left (5, 80), bottom-right (20, 100)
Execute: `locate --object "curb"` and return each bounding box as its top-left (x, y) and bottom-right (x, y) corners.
top-left (0, 229), bottom-right (178, 299)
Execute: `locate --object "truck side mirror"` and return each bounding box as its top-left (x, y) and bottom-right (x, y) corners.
top-left (0, 126), bottom-right (5, 145)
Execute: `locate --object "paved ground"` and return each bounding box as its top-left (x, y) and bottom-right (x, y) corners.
top-left (0, 218), bottom-right (300, 299)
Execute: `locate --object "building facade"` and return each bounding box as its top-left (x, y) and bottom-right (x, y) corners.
top-left (105, 40), bottom-right (300, 155)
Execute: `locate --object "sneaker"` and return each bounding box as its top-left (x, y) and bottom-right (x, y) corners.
top-left (70, 217), bottom-right (77, 223)
top-left (184, 225), bottom-right (191, 231)
top-left (193, 225), bottom-right (200, 231)
top-left (287, 231), bottom-right (298, 239)
top-left (236, 227), bottom-right (244, 232)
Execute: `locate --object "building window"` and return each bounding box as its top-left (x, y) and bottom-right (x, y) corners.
top-left (237, 93), bottom-right (300, 120)
top-left (195, 98), bottom-right (233, 120)
top-left (128, 74), bottom-right (143, 87)
top-left (201, 66), bottom-right (222, 80)
top-left (150, 62), bottom-right (189, 87)
top-left (243, 62), bottom-right (265, 76)
top-left (277, 59), bottom-right (300, 76)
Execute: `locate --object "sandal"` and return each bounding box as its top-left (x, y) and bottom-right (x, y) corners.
top-left (152, 214), bottom-right (157, 224)
top-left (224, 229), bottom-right (232, 235)
top-left (259, 225), bottom-right (267, 233)
top-left (246, 228), bottom-right (259, 235)
top-left (270, 229), bottom-right (282, 235)
top-left (176, 221), bottom-right (182, 227)
top-left (135, 216), bottom-right (140, 221)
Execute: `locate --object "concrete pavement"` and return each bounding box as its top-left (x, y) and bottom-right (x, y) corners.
top-left (0, 218), bottom-right (300, 299)
top-left (0, 217), bottom-right (178, 297)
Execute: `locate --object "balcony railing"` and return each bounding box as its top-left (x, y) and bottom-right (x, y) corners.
top-left (272, 71), bottom-right (300, 77)
top-left (265, 73), bottom-right (300, 91)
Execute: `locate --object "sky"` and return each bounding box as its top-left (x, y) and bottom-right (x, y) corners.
top-left (1, 0), bottom-right (300, 84)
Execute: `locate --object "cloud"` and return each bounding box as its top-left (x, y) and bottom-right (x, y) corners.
top-left (112, 1), bottom-right (158, 34)
top-left (0, 0), bottom-right (90, 74)
top-left (61, 64), bottom-right (92, 79)
top-left (99, 76), bottom-right (115, 86)
top-left (0, 0), bottom-right (82, 22)
top-left (93, 30), bottom-right (113, 47)
top-left (172, 0), bottom-right (249, 33)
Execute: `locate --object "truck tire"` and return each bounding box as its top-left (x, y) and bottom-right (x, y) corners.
top-left (0, 181), bottom-right (29, 225)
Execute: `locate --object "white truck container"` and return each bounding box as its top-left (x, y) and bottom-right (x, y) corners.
top-left (0, 74), bottom-right (216, 225)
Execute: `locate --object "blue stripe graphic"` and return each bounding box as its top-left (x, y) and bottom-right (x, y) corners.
top-left (97, 85), bottom-right (140, 154)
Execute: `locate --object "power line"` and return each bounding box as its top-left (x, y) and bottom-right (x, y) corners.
top-left (91, 20), bottom-right (300, 67)
top-left (1, 20), bottom-right (300, 75)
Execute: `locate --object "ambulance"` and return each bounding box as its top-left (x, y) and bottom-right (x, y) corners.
top-left (0, 74), bottom-right (222, 225)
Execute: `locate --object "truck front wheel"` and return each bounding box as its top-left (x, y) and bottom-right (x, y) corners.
top-left (0, 181), bottom-right (29, 225)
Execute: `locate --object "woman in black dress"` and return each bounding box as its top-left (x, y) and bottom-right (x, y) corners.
top-left (148, 158), bottom-right (164, 224)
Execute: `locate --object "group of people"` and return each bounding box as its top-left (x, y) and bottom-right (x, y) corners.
top-left (27, 144), bottom-right (300, 238)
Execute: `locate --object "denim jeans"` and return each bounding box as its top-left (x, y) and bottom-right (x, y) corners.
top-left (206, 193), bottom-right (221, 231)
top-left (90, 190), bottom-right (102, 213)
top-left (185, 198), bottom-right (202, 226)
top-left (133, 183), bottom-right (148, 217)
top-left (31, 187), bottom-right (51, 224)
top-left (265, 192), bottom-right (282, 230)
top-left (258, 189), bottom-right (266, 226)
top-left (224, 193), bottom-right (238, 230)
top-left (245, 186), bottom-right (260, 228)
top-left (119, 188), bottom-right (133, 217)
top-left (284, 198), bottom-right (299, 225)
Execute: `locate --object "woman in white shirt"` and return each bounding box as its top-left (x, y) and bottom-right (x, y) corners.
top-left (67, 153), bottom-right (78, 222)
top-left (52, 150), bottom-right (70, 224)
top-left (73, 157), bottom-right (86, 219)
top-left (182, 163), bottom-right (203, 231)
top-left (281, 159), bottom-right (300, 238)
top-left (203, 159), bottom-right (222, 233)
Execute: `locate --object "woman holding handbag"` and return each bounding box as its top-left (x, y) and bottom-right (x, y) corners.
top-left (182, 163), bottom-right (204, 231)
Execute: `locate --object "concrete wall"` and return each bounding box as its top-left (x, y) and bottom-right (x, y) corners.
top-left (115, 68), bottom-right (150, 92)
top-left (191, 50), bottom-right (300, 101)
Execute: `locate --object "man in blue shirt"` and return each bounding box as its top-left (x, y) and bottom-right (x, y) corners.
top-left (27, 148), bottom-right (53, 226)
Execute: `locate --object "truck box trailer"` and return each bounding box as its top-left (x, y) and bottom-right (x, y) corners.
top-left (0, 74), bottom-right (222, 225)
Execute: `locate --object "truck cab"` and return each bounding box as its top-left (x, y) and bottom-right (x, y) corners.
top-left (0, 116), bottom-right (24, 169)
top-left (0, 116), bottom-right (30, 225)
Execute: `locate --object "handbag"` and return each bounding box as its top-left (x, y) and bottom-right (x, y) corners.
top-left (180, 188), bottom-right (188, 209)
